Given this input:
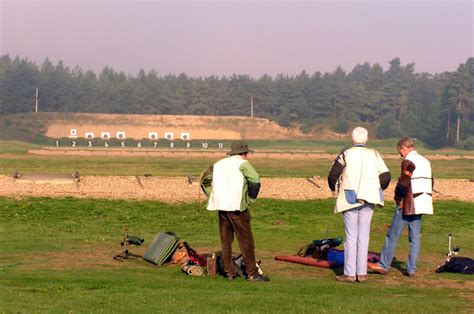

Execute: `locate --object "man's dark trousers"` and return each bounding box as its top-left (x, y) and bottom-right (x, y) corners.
top-left (218, 210), bottom-right (258, 278)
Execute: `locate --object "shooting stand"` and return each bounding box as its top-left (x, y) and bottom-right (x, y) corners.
top-left (12, 171), bottom-right (80, 185)
top-left (113, 249), bottom-right (143, 261)
top-left (113, 229), bottom-right (144, 262)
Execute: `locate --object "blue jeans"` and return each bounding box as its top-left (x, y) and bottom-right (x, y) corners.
top-left (379, 205), bottom-right (422, 274)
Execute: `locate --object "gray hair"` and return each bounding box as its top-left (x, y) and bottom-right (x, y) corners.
top-left (352, 127), bottom-right (368, 144)
top-left (397, 137), bottom-right (414, 149)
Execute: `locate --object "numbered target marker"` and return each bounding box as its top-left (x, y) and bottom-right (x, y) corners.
top-left (149, 132), bottom-right (158, 140)
top-left (218, 142), bottom-right (224, 149)
top-left (101, 132), bottom-right (111, 140)
top-left (116, 131), bottom-right (126, 140)
top-left (180, 132), bottom-right (190, 140)
top-left (69, 129), bottom-right (78, 138)
top-left (201, 142), bottom-right (208, 149)
top-left (165, 132), bottom-right (174, 140)
top-left (85, 132), bottom-right (94, 139)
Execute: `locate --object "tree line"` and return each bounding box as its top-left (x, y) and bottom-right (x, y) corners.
top-left (0, 54), bottom-right (473, 148)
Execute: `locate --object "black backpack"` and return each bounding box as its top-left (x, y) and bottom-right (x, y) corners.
top-left (436, 257), bottom-right (474, 274)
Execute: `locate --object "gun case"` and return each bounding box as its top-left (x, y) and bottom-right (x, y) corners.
top-left (143, 232), bottom-right (179, 265)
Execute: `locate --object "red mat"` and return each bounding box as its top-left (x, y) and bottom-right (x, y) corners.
top-left (274, 255), bottom-right (334, 268)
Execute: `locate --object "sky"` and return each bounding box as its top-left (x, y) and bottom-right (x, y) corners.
top-left (0, 0), bottom-right (473, 78)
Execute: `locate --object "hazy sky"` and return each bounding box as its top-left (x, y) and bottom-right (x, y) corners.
top-left (1, 0), bottom-right (473, 77)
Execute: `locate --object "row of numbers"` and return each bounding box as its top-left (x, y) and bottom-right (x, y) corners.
top-left (57, 141), bottom-right (225, 149)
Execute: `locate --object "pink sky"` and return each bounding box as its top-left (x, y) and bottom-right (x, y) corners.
top-left (1, 0), bottom-right (473, 77)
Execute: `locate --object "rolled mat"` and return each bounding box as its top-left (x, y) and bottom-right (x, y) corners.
top-left (181, 264), bottom-right (204, 276)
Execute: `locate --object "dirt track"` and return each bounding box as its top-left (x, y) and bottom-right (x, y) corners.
top-left (0, 175), bottom-right (473, 203)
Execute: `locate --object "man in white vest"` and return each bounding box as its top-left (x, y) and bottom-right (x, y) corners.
top-left (369, 137), bottom-right (433, 277)
top-left (200, 141), bottom-right (269, 282)
top-left (328, 127), bottom-right (391, 283)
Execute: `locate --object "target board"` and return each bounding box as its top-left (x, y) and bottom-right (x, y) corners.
top-left (55, 129), bottom-right (227, 149)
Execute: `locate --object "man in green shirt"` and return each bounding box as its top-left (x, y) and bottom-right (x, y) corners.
top-left (201, 141), bottom-right (268, 282)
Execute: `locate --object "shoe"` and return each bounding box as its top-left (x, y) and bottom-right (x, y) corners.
top-left (403, 270), bottom-right (415, 278)
top-left (335, 275), bottom-right (356, 283)
top-left (247, 275), bottom-right (270, 282)
top-left (368, 262), bottom-right (387, 275)
top-left (356, 275), bottom-right (368, 283)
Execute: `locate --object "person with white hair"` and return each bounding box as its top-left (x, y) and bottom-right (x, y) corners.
top-left (328, 127), bottom-right (391, 283)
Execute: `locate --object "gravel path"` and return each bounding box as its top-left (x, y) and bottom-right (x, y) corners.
top-left (1, 175), bottom-right (473, 203)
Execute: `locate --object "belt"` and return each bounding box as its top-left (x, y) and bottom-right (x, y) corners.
top-left (219, 209), bottom-right (247, 215)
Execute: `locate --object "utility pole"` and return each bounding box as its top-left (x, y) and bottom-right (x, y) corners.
top-left (35, 88), bottom-right (39, 113)
top-left (250, 93), bottom-right (254, 118)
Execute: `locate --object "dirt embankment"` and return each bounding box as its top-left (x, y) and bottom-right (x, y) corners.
top-left (1, 175), bottom-right (473, 203)
top-left (43, 113), bottom-right (317, 140)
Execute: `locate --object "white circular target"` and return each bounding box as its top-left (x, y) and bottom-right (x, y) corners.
top-left (69, 129), bottom-right (78, 138)
top-left (180, 132), bottom-right (190, 140)
top-left (116, 131), bottom-right (126, 139)
top-left (85, 132), bottom-right (94, 139)
top-left (101, 132), bottom-right (111, 140)
top-left (148, 132), bottom-right (158, 140)
top-left (164, 132), bottom-right (174, 140)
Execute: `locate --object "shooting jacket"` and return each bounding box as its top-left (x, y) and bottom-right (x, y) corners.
top-left (328, 145), bottom-right (391, 214)
top-left (201, 155), bottom-right (261, 212)
top-left (394, 150), bottom-right (434, 215)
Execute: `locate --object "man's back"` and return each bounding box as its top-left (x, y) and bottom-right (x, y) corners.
top-left (334, 146), bottom-right (389, 213)
top-left (207, 155), bottom-right (247, 212)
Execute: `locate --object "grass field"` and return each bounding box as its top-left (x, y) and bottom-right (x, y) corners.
top-left (1, 153), bottom-right (473, 179)
top-left (1, 139), bottom-right (473, 179)
top-left (2, 138), bottom-right (474, 155)
top-left (1, 197), bottom-right (473, 312)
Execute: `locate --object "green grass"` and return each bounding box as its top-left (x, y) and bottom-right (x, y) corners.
top-left (247, 138), bottom-right (474, 155)
top-left (0, 139), bottom-right (473, 178)
top-left (2, 137), bottom-right (474, 155)
top-left (0, 154), bottom-right (473, 179)
top-left (1, 197), bottom-right (473, 312)
top-left (0, 140), bottom-right (41, 154)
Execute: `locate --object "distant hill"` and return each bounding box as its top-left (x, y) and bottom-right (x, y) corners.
top-left (0, 112), bottom-right (346, 142)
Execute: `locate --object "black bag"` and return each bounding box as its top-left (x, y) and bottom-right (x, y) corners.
top-left (215, 252), bottom-right (263, 278)
top-left (436, 257), bottom-right (474, 274)
top-left (297, 237), bottom-right (343, 260)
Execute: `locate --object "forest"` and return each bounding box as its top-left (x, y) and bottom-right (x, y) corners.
top-left (0, 54), bottom-right (473, 148)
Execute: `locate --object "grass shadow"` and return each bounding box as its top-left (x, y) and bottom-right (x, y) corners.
top-left (330, 266), bottom-right (344, 276)
top-left (391, 258), bottom-right (407, 275)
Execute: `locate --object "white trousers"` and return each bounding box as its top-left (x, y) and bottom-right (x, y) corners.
top-left (342, 204), bottom-right (374, 276)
